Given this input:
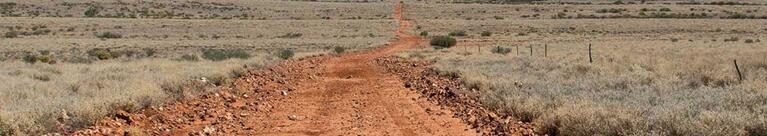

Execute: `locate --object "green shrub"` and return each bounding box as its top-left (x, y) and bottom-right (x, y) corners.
top-left (88, 49), bottom-right (113, 60)
top-left (481, 31), bottom-right (492, 37)
top-left (36, 54), bottom-right (53, 63)
top-left (202, 49), bottom-right (251, 61)
top-left (276, 49), bottom-right (294, 59)
top-left (430, 36), bottom-right (457, 49)
top-left (84, 6), bottom-right (99, 17)
top-left (491, 46), bottom-right (512, 55)
top-left (745, 39), bottom-right (754, 43)
top-left (660, 8), bottom-right (672, 12)
top-left (724, 37), bottom-right (739, 42)
top-left (671, 38), bottom-right (679, 42)
top-left (4, 31), bottom-right (18, 38)
top-left (96, 32), bottom-right (122, 39)
top-left (179, 54), bottom-right (199, 61)
top-left (448, 30), bottom-right (467, 37)
top-left (420, 31), bottom-right (428, 36)
top-left (333, 46), bottom-right (346, 54)
top-left (22, 54), bottom-right (38, 64)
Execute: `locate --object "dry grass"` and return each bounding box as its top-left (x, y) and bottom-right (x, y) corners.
top-left (0, 18), bottom-right (396, 59)
top-left (0, 55), bottom-right (284, 134)
top-left (402, 39), bottom-right (767, 135)
top-left (0, 0), bottom-right (399, 134)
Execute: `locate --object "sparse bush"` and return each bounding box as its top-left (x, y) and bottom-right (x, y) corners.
top-left (4, 31), bottom-right (18, 38)
top-left (671, 38), bottom-right (679, 42)
top-left (430, 36), bottom-right (457, 49)
top-left (724, 37), bottom-right (740, 42)
top-left (22, 54), bottom-right (38, 64)
top-left (143, 48), bottom-right (156, 57)
top-left (84, 6), bottom-right (99, 17)
top-left (448, 30), bottom-right (467, 37)
top-left (660, 8), bottom-right (672, 12)
top-left (32, 74), bottom-right (50, 81)
top-left (745, 39), bottom-right (754, 43)
top-left (333, 46), bottom-right (346, 54)
top-left (481, 31), bottom-right (492, 37)
top-left (420, 31), bottom-right (428, 36)
top-left (179, 54), bottom-right (199, 61)
top-left (96, 32), bottom-right (122, 39)
top-left (88, 49), bottom-right (113, 60)
top-left (276, 49), bottom-right (295, 59)
top-left (202, 49), bottom-right (251, 61)
top-left (493, 16), bottom-right (504, 20)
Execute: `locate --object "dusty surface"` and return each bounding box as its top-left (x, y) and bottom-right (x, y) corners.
top-left (74, 4), bottom-right (481, 136)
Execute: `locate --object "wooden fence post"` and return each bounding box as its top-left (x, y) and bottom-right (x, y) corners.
top-left (544, 44), bottom-right (548, 58)
top-left (530, 45), bottom-right (533, 56)
top-left (734, 59), bottom-right (744, 81)
top-left (478, 45), bottom-right (481, 53)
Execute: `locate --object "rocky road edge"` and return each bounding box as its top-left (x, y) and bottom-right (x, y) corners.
top-left (375, 56), bottom-right (539, 136)
top-left (72, 54), bottom-right (333, 135)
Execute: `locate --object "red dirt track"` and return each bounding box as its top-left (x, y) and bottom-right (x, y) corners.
top-left (74, 3), bottom-right (483, 136)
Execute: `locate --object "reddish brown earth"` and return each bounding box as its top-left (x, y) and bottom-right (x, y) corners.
top-left (73, 3), bottom-right (516, 136)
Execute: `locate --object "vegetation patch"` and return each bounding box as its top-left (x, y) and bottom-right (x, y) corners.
top-left (448, 30), bottom-right (467, 37)
top-left (202, 49), bottom-right (251, 61)
top-left (276, 49), bottom-right (295, 59)
top-left (96, 32), bottom-right (122, 39)
top-left (430, 36), bottom-right (457, 49)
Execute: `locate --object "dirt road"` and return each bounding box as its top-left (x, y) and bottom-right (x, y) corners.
top-left (242, 3), bottom-right (477, 136)
top-left (75, 3), bottom-right (478, 136)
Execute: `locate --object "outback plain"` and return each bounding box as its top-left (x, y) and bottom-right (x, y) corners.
top-left (0, 0), bottom-right (766, 135)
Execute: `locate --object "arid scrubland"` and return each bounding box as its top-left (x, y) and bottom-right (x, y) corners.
top-left (403, 2), bottom-right (767, 135)
top-left (0, 0), bottom-right (398, 134)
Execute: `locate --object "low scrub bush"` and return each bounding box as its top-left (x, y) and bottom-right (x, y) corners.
top-left (179, 54), bottom-right (199, 61)
top-left (481, 31), bottom-right (492, 37)
top-left (430, 36), bottom-right (457, 49)
top-left (84, 6), bottom-right (99, 17)
top-left (22, 54), bottom-right (55, 64)
top-left (276, 49), bottom-right (294, 59)
top-left (88, 49), bottom-right (113, 60)
top-left (333, 46), bottom-right (346, 54)
top-left (4, 31), bottom-right (18, 38)
top-left (202, 49), bottom-right (251, 61)
top-left (420, 31), bottom-right (428, 36)
top-left (96, 32), bottom-right (122, 39)
top-left (448, 30), bottom-right (467, 37)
